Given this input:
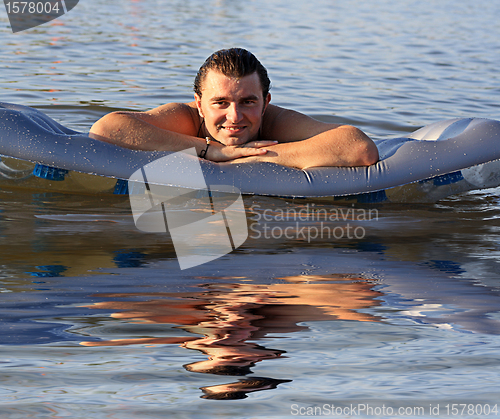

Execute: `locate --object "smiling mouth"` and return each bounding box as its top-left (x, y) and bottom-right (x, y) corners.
top-left (220, 125), bottom-right (246, 133)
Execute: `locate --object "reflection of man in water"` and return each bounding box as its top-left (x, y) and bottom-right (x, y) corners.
top-left (181, 298), bottom-right (287, 377)
top-left (81, 275), bottom-right (380, 399)
top-left (90, 48), bottom-right (379, 170)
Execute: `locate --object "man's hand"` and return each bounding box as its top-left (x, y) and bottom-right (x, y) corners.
top-left (204, 140), bottom-right (278, 162)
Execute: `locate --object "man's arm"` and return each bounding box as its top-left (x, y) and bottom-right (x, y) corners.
top-left (89, 102), bottom-right (274, 161)
top-left (236, 105), bottom-right (379, 169)
top-left (90, 103), bottom-right (200, 150)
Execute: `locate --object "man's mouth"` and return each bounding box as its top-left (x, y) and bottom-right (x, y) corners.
top-left (220, 125), bottom-right (246, 133)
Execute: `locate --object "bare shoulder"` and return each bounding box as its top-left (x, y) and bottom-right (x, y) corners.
top-left (145, 101), bottom-right (197, 117)
top-left (262, 104), bottom-right (342, 142)
top-left (140, 101), bottom-right (200, 135)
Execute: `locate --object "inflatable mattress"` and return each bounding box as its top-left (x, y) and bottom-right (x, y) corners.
top-left (1, 102), bottom-right (500, 203)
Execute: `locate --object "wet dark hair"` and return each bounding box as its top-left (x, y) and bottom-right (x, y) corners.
top-left (194, 48), bottom-right (271, 99)
top-left (183, 363), bottom-right (254, 376)
top-left (200, 377), bottom-right (292, 400)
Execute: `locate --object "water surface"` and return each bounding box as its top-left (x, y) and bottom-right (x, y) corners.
top-left (1, 0), bottom-right (500, 417)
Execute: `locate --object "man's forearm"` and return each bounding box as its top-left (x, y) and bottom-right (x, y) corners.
top-left (243, 125), bottom-right (379, 169)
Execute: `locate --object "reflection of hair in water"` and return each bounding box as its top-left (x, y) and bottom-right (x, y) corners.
top-left (200, 377), bottom-right (292, 400)
top-left (182, 344), bottom-right (287, 376)
top-left (183, 363), bottom-right (254, 376)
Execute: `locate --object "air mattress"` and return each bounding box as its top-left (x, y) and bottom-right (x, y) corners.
top-left (1, 102), bottom-right (499, 203)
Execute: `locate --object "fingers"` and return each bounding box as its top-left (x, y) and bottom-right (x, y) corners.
top-left (218, 147), bottom-right (266, 162)
top-left (207, 143), bottom-right (266, 162)
top-left (205, 141), bottom-right (278, 162)
top-left (243, 140), bottom-right (278, 148)
top-left (238, 147), bottom-right (268, 156)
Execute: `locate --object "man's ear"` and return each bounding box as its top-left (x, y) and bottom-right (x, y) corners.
top-left (194, 93), bottom-right (204, 118)
top-left (263, 93), bottom-right (271, 114)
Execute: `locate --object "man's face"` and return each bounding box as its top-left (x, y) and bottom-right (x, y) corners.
top-left (195, 70), bottom-right (271, 146)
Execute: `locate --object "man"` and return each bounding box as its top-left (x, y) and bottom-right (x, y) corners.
top-left (90, 48), bottom-right (378, 170)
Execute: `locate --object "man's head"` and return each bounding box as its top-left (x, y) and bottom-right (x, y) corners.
top-left (193, 48), bottom-right (272, 146)
top-left (194, 48), bottom-right (271, 100)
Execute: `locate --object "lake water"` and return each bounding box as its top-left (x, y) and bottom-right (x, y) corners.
top-left (1, 0), bottom-right (500, 418)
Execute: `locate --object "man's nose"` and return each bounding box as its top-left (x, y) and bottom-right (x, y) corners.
top-left (226, 104), bottom-right (242, 123)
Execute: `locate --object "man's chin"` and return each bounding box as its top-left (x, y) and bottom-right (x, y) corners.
top-left (219, 137), bottom-right (249, 147)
